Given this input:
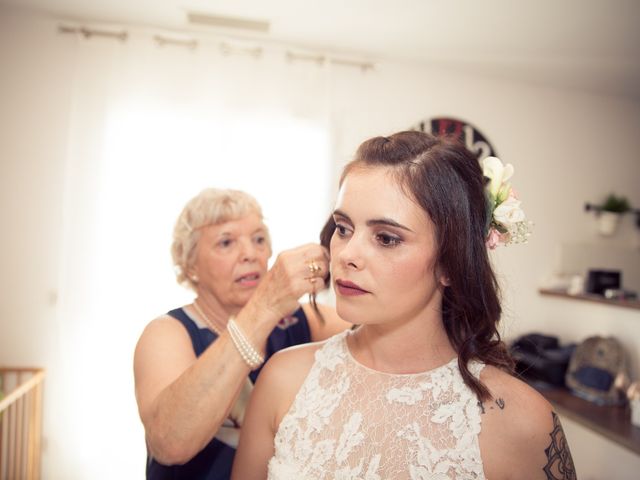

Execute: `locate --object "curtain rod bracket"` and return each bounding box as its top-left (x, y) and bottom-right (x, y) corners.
top-left (59, 25), bottom-right (128, 42)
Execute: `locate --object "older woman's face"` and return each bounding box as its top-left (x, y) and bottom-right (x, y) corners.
top-left (192, 213), bottom-right (271, 313)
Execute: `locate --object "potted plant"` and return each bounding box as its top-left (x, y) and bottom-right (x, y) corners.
top-left (598, 193), bottom-right (630, 236)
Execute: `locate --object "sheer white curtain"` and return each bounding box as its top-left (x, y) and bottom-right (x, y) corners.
top-left (53, 28), bottom-right (334, 478)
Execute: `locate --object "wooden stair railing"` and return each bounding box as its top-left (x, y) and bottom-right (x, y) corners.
top-left (0, 368), bottom-right (45, 480)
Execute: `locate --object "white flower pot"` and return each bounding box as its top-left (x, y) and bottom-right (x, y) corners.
top-left (598, 211), bottom-right (621, 236)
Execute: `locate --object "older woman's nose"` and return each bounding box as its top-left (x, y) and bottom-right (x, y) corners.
top-left (239, 238), bottom-right (258, 261)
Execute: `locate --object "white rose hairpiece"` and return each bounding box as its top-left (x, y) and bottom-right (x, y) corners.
top-left (482, 156), bottom-right (533, 249)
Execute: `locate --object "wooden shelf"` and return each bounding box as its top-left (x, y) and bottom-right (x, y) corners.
top-left (532, 383), bottom-right (640, 456)
top-left (539, 288), bottom-right (640, 311)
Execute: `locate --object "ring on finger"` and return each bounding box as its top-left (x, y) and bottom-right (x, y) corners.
top-left (307, 260), bottom-right (322, 276)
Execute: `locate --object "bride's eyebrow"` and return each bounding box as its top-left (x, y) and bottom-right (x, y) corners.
top-left (366, 218), bottom-right (413, 232)
top-left (333, 209), bottom-right (413, 232)
top-left (332, 209), bottom-right (351, 223)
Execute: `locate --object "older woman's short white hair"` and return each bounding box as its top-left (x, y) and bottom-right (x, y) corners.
top-left (171, 188), bottom-right (267, 290)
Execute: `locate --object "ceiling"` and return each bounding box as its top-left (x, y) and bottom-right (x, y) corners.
top-left (3, 0), bottom-right (640, 100)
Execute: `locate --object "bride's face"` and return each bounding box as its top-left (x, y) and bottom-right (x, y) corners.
top-left (330, 166), bottom-right (446, 327)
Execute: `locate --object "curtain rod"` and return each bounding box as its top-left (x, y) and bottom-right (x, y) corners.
top-left (58, 25), bottom-right (127, 42)
top-left (57, 24), bottom-right (375, 71)
top-left (330, 58), bottom-right (375, 72)
top-left (286, 51), bottom-right (325, 65)
top-left (286, 51), bottom-right (374, 71)
top-left (220, 42), bottom-right (262, 58)
top-left (154, 35), bottom-right (198, 50)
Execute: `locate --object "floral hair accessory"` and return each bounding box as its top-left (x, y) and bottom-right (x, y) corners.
top-left (482, 156), bottom-right (532, 249)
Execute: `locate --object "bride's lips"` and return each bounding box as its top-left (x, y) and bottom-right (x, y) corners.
top-left (235, 272), bottom-right (261, 287)
top-left (335, 279), bottom-right (370, 296)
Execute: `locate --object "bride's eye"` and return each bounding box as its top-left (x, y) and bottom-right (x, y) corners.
top-left (334, 222), bottom-right (351, 238)
top-left (376, 232), bottom-right (402, 247)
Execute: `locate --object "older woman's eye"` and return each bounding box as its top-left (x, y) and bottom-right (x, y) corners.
top-left (254, 235), bottom-right (267, 245)
top-left (376, 233), bottom-right (402, 247)
top-left (218, 238), bottom-right (234, 248)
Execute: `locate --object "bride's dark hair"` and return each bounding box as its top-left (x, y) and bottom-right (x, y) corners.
top-left (321, 130), bottom-right (514, 401)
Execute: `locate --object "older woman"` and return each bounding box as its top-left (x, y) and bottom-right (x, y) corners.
top-left (134, 188), bottom-right (348, 480)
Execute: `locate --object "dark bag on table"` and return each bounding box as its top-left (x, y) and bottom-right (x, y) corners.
top-left (510, 333), bottom-right (575, 387)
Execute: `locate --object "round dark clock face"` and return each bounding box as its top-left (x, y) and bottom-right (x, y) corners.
top-left (412, 117), bottom-right (496, 161)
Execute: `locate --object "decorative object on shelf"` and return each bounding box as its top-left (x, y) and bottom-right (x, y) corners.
top-left (585, 269), bottom-right (621, 296)
top-left (600, 193), bottom-right (630, 236)
top-left (603, 288), bottom-right (638, 300)
top-left (602, 193), bottom-right (631, 213)
top-left (598, 211), bottom-right (621, 236)
top-left (565, 335), bottom-right (629, 406)
top-left (567, 274), bottom-right (585, 295)
top-left (585, 193), bottom-right (639, 236)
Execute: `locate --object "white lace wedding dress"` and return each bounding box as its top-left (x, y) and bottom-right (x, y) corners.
top-left (268, 330), bottom-right (487, 479)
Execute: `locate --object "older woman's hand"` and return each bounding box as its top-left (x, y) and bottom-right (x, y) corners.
top-left (247, 243), bottom-right (329, 324)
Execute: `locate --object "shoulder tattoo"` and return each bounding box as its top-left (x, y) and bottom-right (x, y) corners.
top-left (477, 397), bottom-right (506, 414)
top-left (543, 412), bottom-right (577, 480)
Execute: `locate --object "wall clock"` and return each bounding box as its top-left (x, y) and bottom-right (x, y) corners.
top-left (412, 117), bottom-right (496, 162)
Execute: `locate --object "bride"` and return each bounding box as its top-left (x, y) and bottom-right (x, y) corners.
top-left (231, 130), bottom-right (576, 480)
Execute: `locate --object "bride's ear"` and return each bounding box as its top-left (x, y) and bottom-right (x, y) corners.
top-left (436, 266), bottom-right (450, 287)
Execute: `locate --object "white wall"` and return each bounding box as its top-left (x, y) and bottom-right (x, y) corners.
top-left (0, 12), bottom-right (73, 363)
top-left (0, 10), bottom-right (79, 479)
top-left (1, 9), bottom-right (639, 479)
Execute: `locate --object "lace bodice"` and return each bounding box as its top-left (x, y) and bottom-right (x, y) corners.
top-left (268, 330), bottom-right (486, 480)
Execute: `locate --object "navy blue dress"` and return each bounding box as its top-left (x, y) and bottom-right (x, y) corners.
top-left (146, 306), bottom-right (312, 480)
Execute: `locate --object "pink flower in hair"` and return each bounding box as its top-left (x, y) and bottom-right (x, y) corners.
top-left (486, 228), bottom-right (502, 250)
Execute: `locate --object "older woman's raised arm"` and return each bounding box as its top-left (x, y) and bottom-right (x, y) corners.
top-left (134, 243), bottom-right (329, 465)
top-left (134, 314), bottom-right (256, 464)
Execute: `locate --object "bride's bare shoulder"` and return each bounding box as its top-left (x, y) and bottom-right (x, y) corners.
top-left (479, 366), bottom-right (577, 479)
top-left (259, 337), bottom-right (328, 386)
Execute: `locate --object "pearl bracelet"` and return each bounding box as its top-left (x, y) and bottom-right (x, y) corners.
top-left (227, 317), bottom-right (264, 370)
